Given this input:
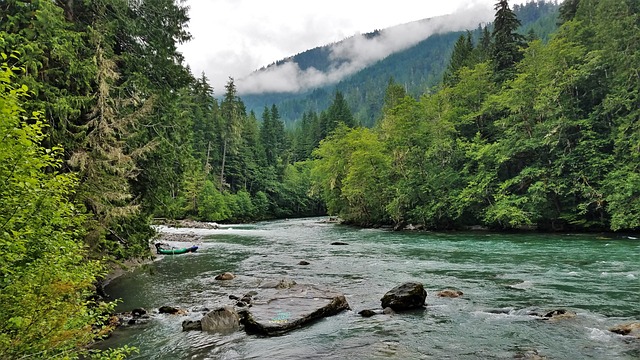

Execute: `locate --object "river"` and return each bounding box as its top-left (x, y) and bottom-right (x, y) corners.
top-left (101, 217), bottom-right (640, 359)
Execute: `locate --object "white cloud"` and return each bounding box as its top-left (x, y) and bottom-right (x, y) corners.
top-left (236, 4), bottom-right (494, 94)
top-left (179, 0), bottom-right (532, 94)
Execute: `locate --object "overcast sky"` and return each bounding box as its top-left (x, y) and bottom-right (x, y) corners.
top-left (178, 0), bottom-right (532, 95)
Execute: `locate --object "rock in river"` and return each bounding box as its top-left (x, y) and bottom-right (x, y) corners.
top-left (215, 272), bottom-right (235, 280)
top-left (182, 320), bottom-right (202, 331)
top-left (609, 322), bottom-right (640, 338)
top-left (201, 306), bottom-right (241, 333)
top-left (240, 283), bottom-right (350, 336)
top-left (158, 306), bottom-right (187, 315)
top-left (380, 282), bottom-right (427, 311)
top-left (437, 289), bottom-right (463, 298)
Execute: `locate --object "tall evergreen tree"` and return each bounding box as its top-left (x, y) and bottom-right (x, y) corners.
top-left (475, 26), bottom-right (493, 63)
top-left (219, 77), bottom-right (244, 190)
top-left (491, 0), bottom-right (525, 82)
top-left (382, 78), bottom-right (408, 116)
top-left (326, 91), bottom-right (355, 133)
top-left (558, 0), bottom-right (581, 24)
top-left (443, 31), bottom-right (475, 86)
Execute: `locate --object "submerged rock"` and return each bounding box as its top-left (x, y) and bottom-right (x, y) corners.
top-left (359, 309), bottom-right (377, 317)
top-left (437, 289), bottom-right (463, 298)
top-left (201, 306), bottom-right (240, 333)
top-left (182, 320), bottom-right (202, 331)
top-left (240, 283), bottom-right (350, 336)
top-left (514, 349), bottom-right (547, 359)
top-left (258, 278), bottom-right (297, 289)
top-left (131, 308), bottom-right (147, 317)
top-left (158, 306), bottom-right (186, 315)
top-left (380, 282), bottom-right (427, 311)
top-left (533, 309), bottom-right (576, 321)
top-left (609, 322), bottom-right (640, 338)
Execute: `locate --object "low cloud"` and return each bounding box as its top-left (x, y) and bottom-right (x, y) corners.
top-left (237, 4), bottom-right (493, 95)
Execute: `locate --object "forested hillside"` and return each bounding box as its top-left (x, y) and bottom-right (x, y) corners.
top-left (312, 0), bottom-right (640, 232)
top-left (243, 1), bottom-right (560, 127)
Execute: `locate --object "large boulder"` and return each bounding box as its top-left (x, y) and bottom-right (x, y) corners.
top-left (240, 283), bottom-right (350, 336)
top-left (380, 282), bottom-right (427, 311)
top-left (201, 306), bottom-right (240, 333)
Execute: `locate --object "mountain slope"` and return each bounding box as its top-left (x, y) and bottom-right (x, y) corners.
top-left (242, 1), bottom-right (559, 127)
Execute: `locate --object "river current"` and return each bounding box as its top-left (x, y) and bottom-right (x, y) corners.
top-left (102, 217), bottom-right (640, 359)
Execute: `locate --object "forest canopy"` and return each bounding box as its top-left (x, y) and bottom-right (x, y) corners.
top-left (311, 0), bottom-right (640, 232)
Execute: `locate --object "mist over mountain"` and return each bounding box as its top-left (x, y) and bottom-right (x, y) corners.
top-left (237, 4), bottom-right (494, 95)
top-left (241, 1), bottom-right (560, 126)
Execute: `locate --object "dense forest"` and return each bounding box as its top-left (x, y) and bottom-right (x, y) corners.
top-left (312, 0), bottom-right (640, 232)
top-left (0, 0), bottom-right (638, 358)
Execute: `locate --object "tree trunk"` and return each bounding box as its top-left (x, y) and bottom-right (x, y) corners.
top-left (64, 0), bottom-right (74, 21)
top-left (220, 139), bottom-right (227, 190)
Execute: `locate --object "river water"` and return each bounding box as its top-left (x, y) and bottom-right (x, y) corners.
top-left (102, 217), bottom-right (640, 359)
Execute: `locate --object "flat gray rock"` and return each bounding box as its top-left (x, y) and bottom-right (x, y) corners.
top-left (240, 284), bottom-right (350, 336)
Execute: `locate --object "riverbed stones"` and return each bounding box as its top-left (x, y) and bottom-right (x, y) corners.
top-left (201, 306), bottom-right (240, 333)
top-left (215, 272), bottom-right (235, 280)
top-left (240, 283), bottom-right (350, 336)
top-left (380, 282), bottom-right (427, 311)
top-left (609, 322), bottom-right (640, 338)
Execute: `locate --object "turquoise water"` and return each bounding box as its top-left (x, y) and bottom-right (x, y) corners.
top-left (102, 218), bottom-right (640, 359)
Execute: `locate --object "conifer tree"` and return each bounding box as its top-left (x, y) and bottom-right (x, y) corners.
top-left (444, 31), bottom-right (474, 86)
top-left (219, 77), bottom-right (244, 189)
top-left (382, 78), bottom-right (407, 115)
top-left (476, 26), bottom-right (493, 62)
top-left (491, 0), bottom-right (525, 82)
top-left (558, 0), bottom-right (581, 24)
top-left (326, 91), bottom-right (355, 133)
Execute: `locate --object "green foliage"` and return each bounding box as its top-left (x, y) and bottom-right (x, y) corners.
top-left (310, 0), bottom-right (640, 232)
top-left (0, 56), bottom-right (121, 359)
top-left (198, 180), bottom-right (231, 222)
top-left (312, 126), bottom-right (391, 224)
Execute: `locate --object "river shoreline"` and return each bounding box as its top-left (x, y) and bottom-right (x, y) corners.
top-left (99, 225), bottom-right (213, 288)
